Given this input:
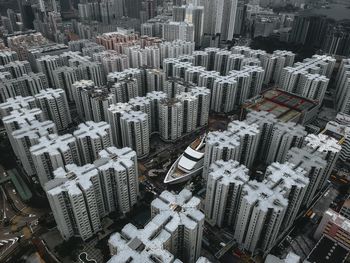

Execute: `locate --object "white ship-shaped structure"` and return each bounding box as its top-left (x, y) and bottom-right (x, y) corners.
top-left (164, 135), bottom-right (206, 184)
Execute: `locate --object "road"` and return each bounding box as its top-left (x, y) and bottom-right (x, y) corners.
top-left (312, 186), bottom-right (338, 216)
top-left (0, 186), bottom-right (16, 224)
top-left (0, 173), bottom-right (47, 262)
top-left (271, 184), bottom-right (338, 260)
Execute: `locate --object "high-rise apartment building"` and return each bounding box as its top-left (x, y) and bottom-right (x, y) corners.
top-left (146, 91), bottom-right (167, 133)
top-left (73, 82), bottom-right (115, 122)
top-left (335, 59), bottom-right (350, 114)
top-left (290, 15), bottom-right (329, 47)
top-left (229, 65), bottom-right (265, 100)
top-left (34, 88), bottom-right (72, 131)
top-left (36, 55), bottom-right (60, 87)
top-left (108, 199), bottom-right (210, 263)
top-left (159, 98), bottom-right (183, 141)
top-left (103, 53), bottom-right (129, 73)
top-left (203, 130), bottom-right (240, 180)
top-left (46, 146), bottom-right (139, 242)
top-left (261, 53), bottom-right (286, 84)
top-left (0, 50), bottom-right (18, 65)
top-left (160, 40), bottom-right (195, 62)
top-left (145, 68), bottom-right (165, 93)
top-left (285, 147), bottom-right (327, 207)
top-left (108, 68), bottom-right (144, 96)
top-left (264, 122), bottom-right (307, 164)
top-left (0, 72), bottom-right (48, 101)
top-left (151, 189), bottom-right (204, 263)
top-left (3, 108), bottom-right (44, 158)
top-left (73, 121), bottom-right (112, 164)
top-left (52, 66), bottom-right (80, 101)
top-left (2, 60), bottom-right (32, 78)
top-left (30, 133), bottom-right (81, 186)
top-left (184, 5), bottom-right (204, 47)
top-left (120, 111), bottom-right (150, 158)
top-left (280, 55), bottom-right (335, 95)
top-left (226, 54), bottom-right (246, 74)
top-left (84, 87), bottom-right (115, 122)
top-left (0, 95), bottom-right (36, 117)
top-left (128, 96), bottom-right (152, 134)
top-left (190, 86), bottom-right (210, 127)
top-left (198, 71), bottom-right (220, 91)
top-left (213, 50), bottom-right (231, 75)
top-left (245, 110), bottom-right (278, 160)
top-left (162, 22), bottom-right (194, 42)
top-left (303, 134), bottom-right (341, 190)
top-left (176, 92), bottom-right (198, 134)
top-left (107, 103), bottom-right (133, 147)
top-left (205, 159), bottom-right (249, 228)
top-left (228, 120), bottom-right (260, 168)
top-left (45, 163), bottom-right (102, 241)
top-left (211, 77), bottom-right (237, 113)
top-left (234, 180), bottom-right (288, 254)
top-left (108, 214), bottom-right (175, 262)
top-left (203, 0), bottom-right (238, 43)
top-left (72, 80), bottom-right (95, 119)
top-left (185, 66), bottom-right (206, 85)
top-left (95, 147), bottom-right (139, 214)
top-left (112, 77), bottom-right (139, 103)
top-left (12, 120), bottom-right (57, 176)
top-left (193, 51), bottom-right (209, 69)
top-left (264, 162), bottom-right (309, 231)
top-left (298, 73), bottom-right (329, 102)
top-left (324, 112), bottom-right (350, 163)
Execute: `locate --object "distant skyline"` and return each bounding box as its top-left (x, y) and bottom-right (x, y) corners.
top-left (301, 3), bottom-right (350, 21)
top-left (0, 0), bottom-right (19, 15)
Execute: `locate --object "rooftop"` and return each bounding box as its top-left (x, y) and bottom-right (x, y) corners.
top-left (228, 120), bottom-right (260, 137)
top-left (159, 98), bottom-right (182, 107)
top-left (323, 209), bottom-right (350, 234)
top-left (246, 110), bottom-right (278, 126)
top-left (229, 65), bottom-right (264, 77)
top-left (34, 88), bottom-right (66, 100)
top-left (73, 121), bottom-right (111, 140)
top-left (107, 68), bottom-right (142, 82)
top-left (305, 235), bottom-right (349, 263)
top-left (120, 111), bottom-right (148, 123)
top-left (12, 120), bottom-right (56, 140)
top-left (304, 134), bottom-right (341, 154)
top-left (108, 103), bottom-right (133, 115)
top-left (94, 147), bottom-right (136, 172)
top-left (285, 147), bottom-right (327, 170)
top-left (208, 160), bottom-right (249, 186)
top-left (242, 180), bottom-right (288, 212)
top-left (190, 87), bottom-right (211, 96)
top-left (30, 133), bottom-right (77, 156)
top-left (73, 79), bottom-right (95, 89)
top-left (151, 189), bottom-right (204, 231)
top-left (108, 214), bottom-right (174, 263)
top-left (45, 163), bottom-right (99, 196)
top-left (0, 95), bottom-right (36, 116)
top-left (206, 130), bottom-right (240, 149)
top-left (128, 96), bottom-right (151, 108)
top-left (2, 108), bottom-right (43, 127)
top-left (273, 121), bottom-right (307, 137)
top-left (146, 91), bottom-right (167, 101)
top-left (243, 89), bottom-right (319, 123)
top-left (265, 162), bottom-right (309, 192)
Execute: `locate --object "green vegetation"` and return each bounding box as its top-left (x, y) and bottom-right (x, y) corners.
top-left (273, 4), bottom-right (300, 13)
top-left (0, 133), bottom-right (17, 169)
top-left (55, 237), bottom-right (83, 260)
top-left (251, 36), bottom-right (318, 62)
